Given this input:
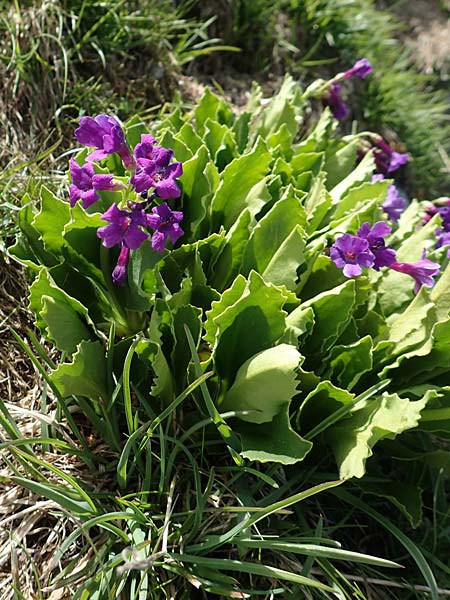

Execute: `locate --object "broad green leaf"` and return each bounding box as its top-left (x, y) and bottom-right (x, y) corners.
top-left (302, 280), bottom-right (356, 355)
top-left (331, 180), bottom-right (389, 221)
top-left (211, 210), bottom-right (254, 291)
top-left (242, 186), bottom-right (307, 276)
top-left (159, 129), bottom-right (193, 163)
top-left (32, 186), bottom-right (71, 256)
top-left (210, 138), bottom-right (272, 231)
top-left (301, 107), bottom-right (334, 152)
top-left (124, 114), bottom-right (149, 148)
top-left (329, 151), bottom-right (374, 203)
top-left (430, 260), bottom-right (450, 321)
top-left (136, 303), bottom-right (174, 403)
top-left (358, 480), bottom-right (423, 527)
top-left (280, 305), bottom-right (315, 345)
top-left (375, 287), bottom-right (437, 374)
top-left (238, 405), bottom-right (312, 464)
top-left (9, 194), bottom-right (60, 269)
top-left (326, 335), bottom-right (373, 391)
top-left (231, 111), bottom-right (251, 153)
top-left (328, 392), bottom-right (428, 479)
top-left (41, 294), bottom-right (93, 354)
top-left (207, 271), bottom-right (292, 382)
top-left (377, 214), bottom-right (441, 315)
top-left (221, 344), bottom-right (302, 423)
top-left (194, 87), bottom-right (222, 135)
top-left (291, 151), bottom-right (324, 176)
top-left (297, 380), bottom-right (354, 435)
top-left (176, 121), bottom-right (203, 156)
top-left (388, 319), bottom-right (450, 386)
top-left (204, 118), bottom-right (237, 170)
top-left (51, 340), bottom-right (108, 401)
top-left (204, 274), bottom-right (247, 346)
top-left (29, 268), bottom-right (94, 349)
top-left (324, 138), bottom-right (359, 189)
top-left (181, 145), bottom-right (216, 236)
top-left (123, 243), bottom-right (162, 311)
top-left (261, 225), bottom-right (306, 291)
top-left (259, 74), bottom-right (299, 141)
top-left (304, 173), bottom-right (332, 233)
top-left (171, 304), bottom-right (202, 387)
top-left (63, 203), bottom-right (106, 283)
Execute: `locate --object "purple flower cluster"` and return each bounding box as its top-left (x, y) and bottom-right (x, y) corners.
top-left (322, 58), bottom-right (372, 121)
top-left (372, 174), bottom-right (407, 223)
top-left (421, 198), bottom-right (450, 255)
top-left (330, 222), bottom-right (440, 293)
top-left (70, 115), bottom-right (184, 285)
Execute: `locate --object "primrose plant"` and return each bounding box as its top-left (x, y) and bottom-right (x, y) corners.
top-left (10, 60), bottom-right (450, 496)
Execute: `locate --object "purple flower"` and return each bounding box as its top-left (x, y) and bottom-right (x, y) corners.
top-left (131, 146), bottom-right (183, 199)
top-left (330, 234), bottom-right (375, 277)
top-left (357, 221), bottom-right (397, 270)
top-left (97, 204), bottom-right (149, 249)
top-left (373, 138), bottom-right (409, 175)
top-left (389, 256), bottom-right (440, 294)
top-left (343, 58), bottom-right (373, 79)
top-left (436, 229), bottom-right (450, 252)
top-left (146, 202), bottom-right (184, 253)
top-left (382, 185), bottom-right (407, 222)
top-left (75, 114), bottom-right (134, 170)
top-left (112, 246), bottom-right (130, 285)
top-left (322, 82), bottom-right (349, 121)
top-left (69, 159), bottom-right (116, 209)
top-left (133, 134), bottom-right (158, 160)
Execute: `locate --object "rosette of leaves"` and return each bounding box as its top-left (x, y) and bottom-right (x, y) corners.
top-left (10, 76), bottom-right (450, 522)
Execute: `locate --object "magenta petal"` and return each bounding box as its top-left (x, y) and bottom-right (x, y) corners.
top-left (124, 227), bottom-right (149, 250)
top-left (151, 231), bottom-right (167, 252)
top-left (97, 224), bottom-right (124, 248)
top-left (155, 178), bottom-right (181, 199)
top-left (80, 189), bottom-right (99, 209)
top-left (343, 263), bottom-right (363, 277)
top-left (86, 148), bottom-right (110, 162)
top-left (92, 174), bottom-right (114, 190)
top-left (168, 223), bottom-right (184, 245)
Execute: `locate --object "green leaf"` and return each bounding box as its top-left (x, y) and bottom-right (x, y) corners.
top-left (29, 268), bottom-right (95, 352)
top-left (328, 392), bottom-right (428, 479)
top-left (331, 180), bottom-right (389, 221)
top-left (41, 295), bottom-right (94, 354)
top-left (375, 287), bottom-right (437, 374)
top-left (358, 480), bottom-right (423, 527)
top-left (302, 279), bottom-right (356, 355)
top-left (259, 74), bottom-right (300, 141)
top-left (325, 335), bottom-right (373, 391)
top-left (194, 87), bottom-right (222, 134)
top-left (297, 380), bottom-right (354, 435)
top-left (206, 271), bottom-right (292, 383)
top-left (324, 138), bottom-right (359, 189)
top-left (51, 340), bottom-right (108, 401)
top-left (430, 260), bottom-right (450, 321)
top-left (242, 186), bottom-right (307, 277)
top-left (211, 210), bottom-right (254, 291)
top-left (281, 305), bottom-right (315, 345)
top-left (377, 214), bottom-right (441, 314)
top-left (204, 118), bottom-right (237, 170)
top-left (12, 477), bottom-right (95, 516)
top-left (238, 405), bottom-right (312, 464)
top-left (221, 344), bottom-right (302, 423)
top-left (291, 151), bottom-right (324, 176)
top-left (304, 173), bottom-right (332, 233)
top-left (32, 186), bottom-right (71, 256)
top-left (329, 151), bottom-right (374, 203)
top-left (171, 304), bottom-right (203, 387)
top-left (181, 145), bottom-right (217, 237)
top-left (63, 203), bottom-right (106, 283)
top-left (210, 138), bottom-right (272, 231)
